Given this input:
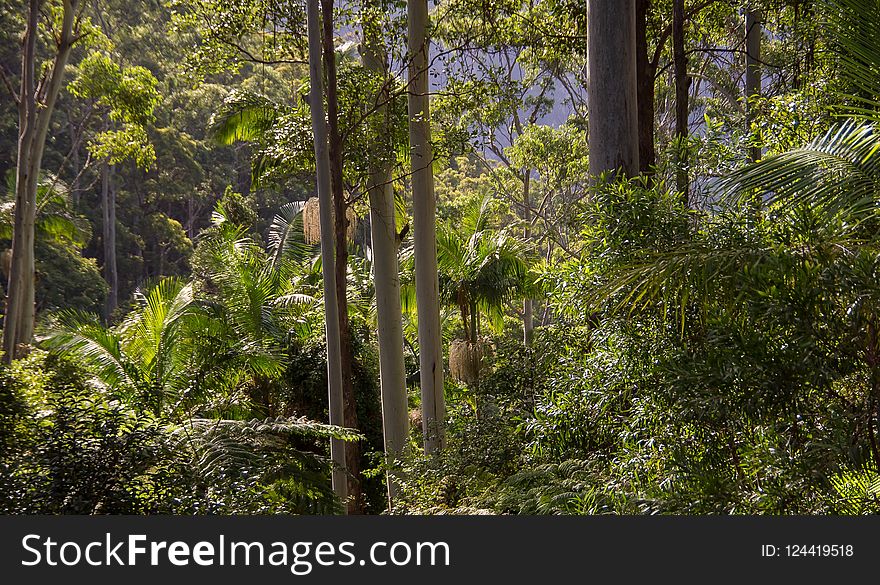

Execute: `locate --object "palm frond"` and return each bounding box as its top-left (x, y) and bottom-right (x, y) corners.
top-left (718, 120), bottom-right (880, 214)
top-left (42, 310), bottom-right (140, 395)
top-left (595, 243), bottom-right (768, 322)
top-left (825, 0), bottom-right (880, 120)
top-left (170, 416), bottom-right (362, 512)
top-left (267, 200), bottom-right (312, 269)
top-left (209, 90), bottom-right (281, 145)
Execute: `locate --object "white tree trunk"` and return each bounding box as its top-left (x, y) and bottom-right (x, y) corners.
top-left (408, 0), bottom-right (446, 453)
top-left (361, 10), bottom-right (410, 505)
top-left (4, 0), bottom-right (77, 363)
top-left (587, 0), bottom-right (639, 178)
top-left (306, 0), bottom-right (348, 506)
top-left (368, 170), bottom-right (409, 504)
top-left (102, 161), bottom-right (118, 320)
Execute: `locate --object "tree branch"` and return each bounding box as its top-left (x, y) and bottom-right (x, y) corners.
top-left (0, 67), bottom-right (18, 104)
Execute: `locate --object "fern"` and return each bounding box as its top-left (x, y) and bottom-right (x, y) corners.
top-left (828, 466), bottom-right (880, 514)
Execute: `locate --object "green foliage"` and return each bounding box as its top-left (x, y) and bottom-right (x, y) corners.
top-left (0, 350), bottom-right (356, 514)
top-left (0, 172), bottom-right (103, 313)
top-left (827, 466), bottom-right (880, 514)
top-left (36, 239), bottom-right (108, 314)
top-left (0, 171), bottom-right (91, 248)
top-left (170, 0), bottom-right (307, 76)
top-left (69, 51), bottom-right (160, 168)
top-left (0, 351), bottom-right (175, 514)
top-left (44, 278), bottom-right (200, 416)
top-left (7, 0), bottom-right (880, 519)
top-left (825, 0), bottom-right (880, 118)
top-left (411, 194), bottom-right (534, 340)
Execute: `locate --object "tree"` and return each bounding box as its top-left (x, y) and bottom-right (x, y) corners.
top-left (588, 0), bottom-right (639, 178)
top-left (745, 7), bottom-right (762, 163)
top-left (407, 0), bottom-right (446, 453)
top-left (635, 0), bottom-right (654, 174)
top-left (673, 0), bottom-right (689, 199)
top-left (436, 196), bottom-right (532, 345)
top-left (634, 0), bottom-right (725, 176)
top-left (0, 171), bottom-right (104, 314)
top-left (321, 0), bottom-right (363, 514)
top-left (40, 277), bottom-right (357, 514)
top-left (360, 0), bottom-right (409, 502)
top-left (305, 0), bottom-right (347, 505)
top-left (4, 0), bottom-right (83, 362)
top-left (67, 51), bottom-right (160, 320)
top-left (190, 206), bottom-right (309, 415)
top-left (45, 278), bottom-right (199, 416)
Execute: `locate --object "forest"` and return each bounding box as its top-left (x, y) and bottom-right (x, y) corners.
top-left (1, 0), bottom-right (880, 516)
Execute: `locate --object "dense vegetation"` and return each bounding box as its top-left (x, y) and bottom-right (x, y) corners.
top-left (3, 0), bottom-right (880, 515)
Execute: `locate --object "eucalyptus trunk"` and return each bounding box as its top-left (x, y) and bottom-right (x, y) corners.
top-left (673, 0), bottom-right (689, 201)
top-left (408, 0), bottom-right (446, 454)
top-left (587, 0), bottom-right (640, 179)
top-left (635, 0), bottom-right (655, 175)
top-left (368, 168), bottom-right (410, 506)
top-left (321, 0), bottom-right (363, 515)
top-left (745, 8), bottom-right (762, 163)
top-left (102, 161), bottom-right (118, 321)
top-left (522, 171), bottom-right (533, 346)
top-left (306, 0), bottom-right (348, 506)
top-left (4, 0), bottom-right (78, 363)
top-left (361, 5), bottom-right (410, 506)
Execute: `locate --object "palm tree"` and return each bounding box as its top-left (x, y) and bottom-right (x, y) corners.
top-left (431, 196), bottom-right (533, 344)
top-left (190, 202), bottom-right (324, 417)
top-left (43, 277), bottom-right (200, 417)
top-left (42, 271), bottom-right (360, 513)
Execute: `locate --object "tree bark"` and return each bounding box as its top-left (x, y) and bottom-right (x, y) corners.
top-left (361, 5), bottom-right (410, 508)
top-left (69, 114), bottom-right (81, 208)
top-left (745, 8), bottom-right (762, 163)
top-left (522, 171), bottom-right (533, 345)
top-left (635, 0), bottom-right (655, 175)
top-left (320, 0), bottom-right (363, 515)
top-left (306, 0), bottom-right (348, 507)
top-left (4, 0), bottom-right (77, 363)
top-left (368, 169), bottom-right (409, 507)
top-left (102, 161), bottom-right (119, 321)
top-left (588, 0), bottom-right (640, 179)
top-left (408, 0), bottom-right (446, 454)
top-left (673, 0), bottom-right (689, 202)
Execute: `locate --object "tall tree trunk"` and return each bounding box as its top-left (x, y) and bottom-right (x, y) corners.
top-left (408, 0), bottom-right (446, 454)
top-left (102, 161), bottom-right (118, 321)
top-left (588, 0), bottom-right (640, 179)
top-left (367, 170), bottom-right (409, 507)
top-left (522, 171), bottom-right (533, 345)
top-left (186, 194), bottom-right (195, 239)
top-left (635, 0), bottom-right (655, 175)
top-left (673, 0), bottom-right (689, 202)
top-left (745, 8), bottom-right (762, 163)
top-left (306, 0), bottom-right (348, 508)
top-left (4, 0), bottom-right (77, 363)
top-left (361, 4), bottom-right (410, 508)
top-left (69, 115), bottom-right (81, 209)
top-left (321, 0), bottom-right (363, 515)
